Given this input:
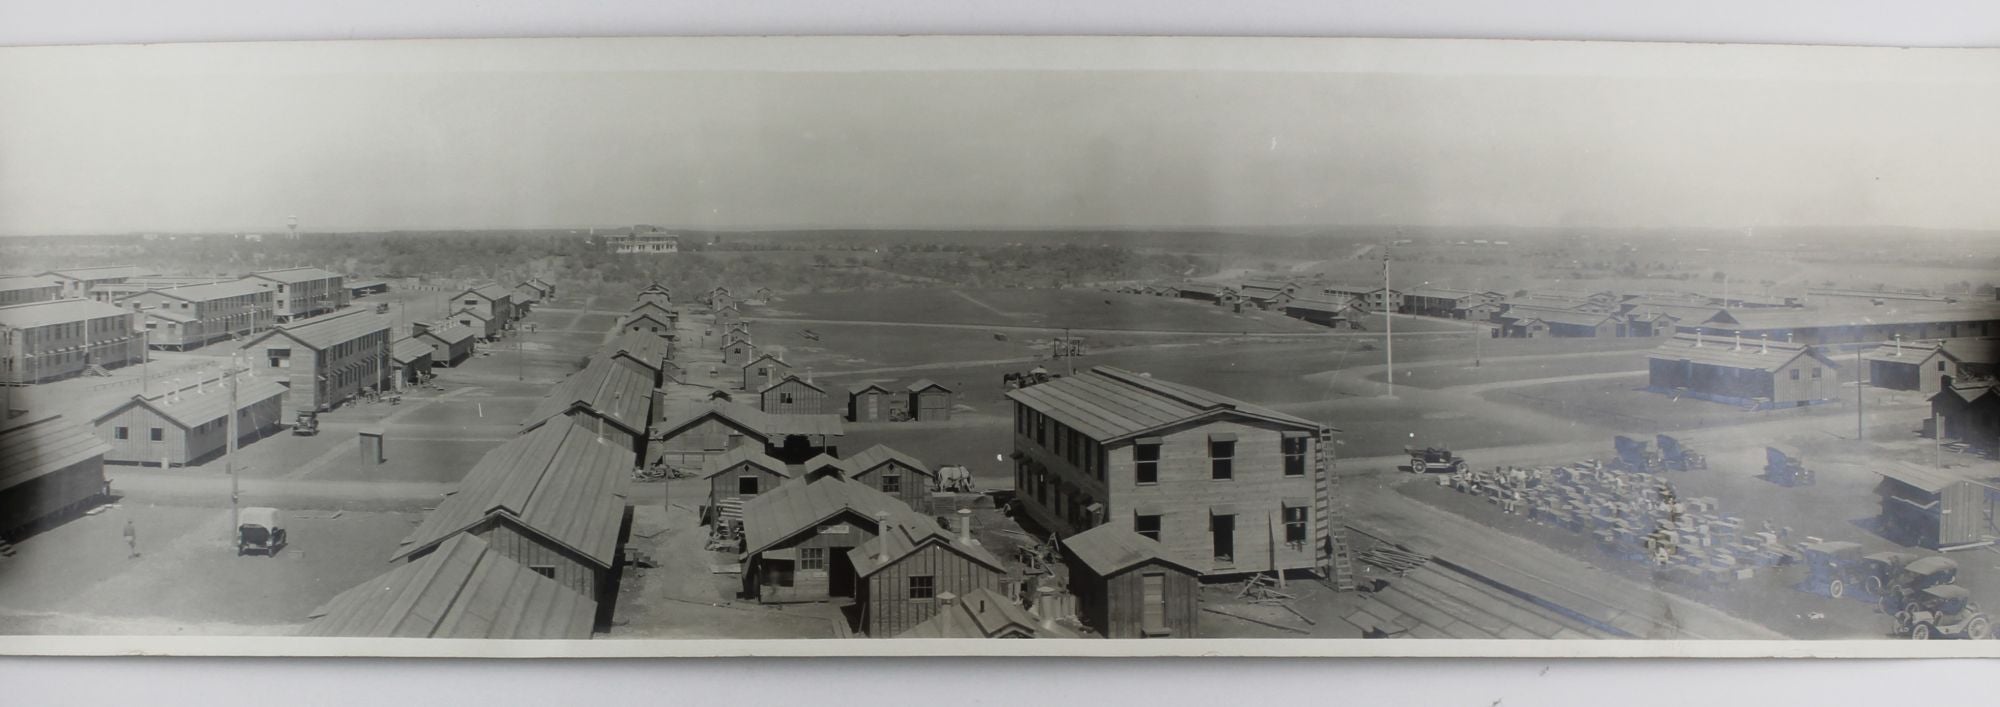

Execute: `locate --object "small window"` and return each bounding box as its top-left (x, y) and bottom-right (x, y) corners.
top-left (1134, 443), bottom-right (1160, 485)
top-left (779, 392), bottom-right (795, 404)
top-left (529, 565), bottom-right (556, 580)
top-left (1282, 435), bottom-right (1308, 476)
top-left (738, 476), bottom-right (760, 495)
top-left (799, 547), bottom-right (826, 571)
top-left (1938, 361), bottom-right (1947, 372)
top-left (1283, 506), bottom-right (1309, 546)
top-left (908, 575), bottom-right (935, 600)
top-left (1811, 368), bottom-right (1822, 379)
top-left (880, 473), bottom-right (901, 494)
top-left (1790, 369), bottom-right (1802, 380)
top-left (149, 428), bottom-right (164, 442)
top-left (1210, 438), bottom-right (1235, 480)
top-left (1134, 513), bottom-right (1161, 541)
top-left (114, 426), bottom-right (129, 440)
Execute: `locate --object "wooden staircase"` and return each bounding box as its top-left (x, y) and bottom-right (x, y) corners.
top-left (1316, 425), bottom-right (1356, 591)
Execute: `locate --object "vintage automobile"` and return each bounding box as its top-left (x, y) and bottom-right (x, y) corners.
top-left (1406, 446), bottom-right (1469, 474)
top-left (1897, 585), bottom-right (1990, 640)
top-left (1858, 551), bottom-right (1920, 599)
top-left (1880, 556), bottom-right (1960, 616)
top-left (292, 409), bottom-right (320, 436)
top-left (236, 507), bottom-right (288, 557)
top-left (1797, 540), bottom-right (1867, 599)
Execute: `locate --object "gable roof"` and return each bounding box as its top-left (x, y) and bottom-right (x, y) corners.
top-left (304, 534), bottom-right (595, 639)
top-left (842, 444), bottom-right (933, 479)
top-left (94, 377), bottom-right (288, 430)
top-left (243, 267), bottom-right (342, 285)
top-left (630, 300), bottom-right (676, 316)
top-left (600, 330), bottom-right (670, 369)
top-left (1282, 297), bottom-right (1353, 316)
top-left (394, 417), bottom-right (627, 567)
top-left (0, 298), bottom-right (134, 329)
top-left (621, 311), bottom-right (678, 330)
top-left (140, 308), bottom-right (198, 324)
top-left (849, 509), bottom-right (1006, 578)
top-left (739, 477), bottom-right (914, 555)
top-left (452, 308), bottom-right (493, 322)
top-left (391, 337), bottom-right (435, 363)
top-left (0, 415), bottom-right (110, 494)
top-left (699, 445), bottom-right (790, 480)
top-left (1873, 462), bottom-right (1998, 495)
top-left (742, 353), bottom-right (790, 371)
top-left (42, 265), bottom-right (154, 281)
top-left (1006, 366), bottom-right (1324, 443)
top-left (896, 587), bottom-right (1049, 639)
top-left (761, 375), bottom-right (825, 396)
top-left (456, 283), bottom-right (512, 302)
top-left (1646, 334), bottom-right (1836, 372)
top-left (240, 309), bottom-right (389, 351)
top-left (656, 399), bottom-right (846, 440)
top-left (1063, 523), bottom-right (1204, 576)
top-left (0, 274), bottom-right (59, 291)
top-left (905, 379), bottom-right (951, 394)
top-left (519, 358), bottom-right (653, 437)
top-left (1515, 308), bottom-right (1618, 328)
top-left (848, 382), bottom-right (896, 395)
top-left (416, 325), bottom-right (479, 347)
top-left (125, 280), bottom-right (270, 303)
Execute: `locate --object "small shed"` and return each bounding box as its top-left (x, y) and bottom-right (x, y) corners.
top-left (1874, 462), bottom-right (2000, 549)
top-left (849, 510), bottom-right (1010, 636)
top-left (722, 338), bottom-right (761, 368)
top-left (847, 382), bottom-right (900, 422)
top-left (742, 353), bottom-right (792, 392)
top-left (390, 337), bottom-right (434, 387)
top-left (1061, 524), bottom-right (1204, 638)
top-left (842, 444), bottom-right (935, 506)
top-left (415, 324), bottom-right (478, 367)
top-left (761, 375), bottom-right (831, 415)
top-left (905, 379), bottom-right (954, 422)
top-left (702, 445), bottom-right (791, 523)
top-left (1931, 378), bottom-right (1999, 454)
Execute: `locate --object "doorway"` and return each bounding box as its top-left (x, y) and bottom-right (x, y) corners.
top-left (829, 546), bottom-right (856, 597)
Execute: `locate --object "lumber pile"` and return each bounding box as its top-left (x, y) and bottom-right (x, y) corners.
top-left (1357, 544), bottom-right (1430, 576)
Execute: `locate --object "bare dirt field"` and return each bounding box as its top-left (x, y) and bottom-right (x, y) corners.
top-left (758, 288), bottom-right (1330, 333)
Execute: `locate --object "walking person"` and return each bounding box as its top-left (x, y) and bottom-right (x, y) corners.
top-left (123, 518), bottom-right (138, 559)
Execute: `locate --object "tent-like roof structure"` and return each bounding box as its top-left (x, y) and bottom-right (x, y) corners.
top-left (305, 534), bottom-right (595, 639)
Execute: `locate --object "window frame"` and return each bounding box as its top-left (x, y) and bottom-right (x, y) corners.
top-left (1134, 513), bottom-right (1162, 541)
top-left (149, 427), bottom-right (164, 442)
top-left (1282, 434), bottom-right (1308, 476)
top-left (908, 574), bottom-right (936, 601)
top-left (1134, 442), bottom-right (1161, 485)
top-left (1209, 438), bottom-right (1235, 480)
top-left (1283, 505), bottom-right (1309, 547)
top-left (798, 547), bottom-right (826, 572)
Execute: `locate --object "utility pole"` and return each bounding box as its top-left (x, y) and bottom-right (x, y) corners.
top-left (225, 356), bottom-right (242, 545)
top-left (1855, 347), bottom-right (1864, 441)
top-left (1383, 247), bottom-right (1394, 398)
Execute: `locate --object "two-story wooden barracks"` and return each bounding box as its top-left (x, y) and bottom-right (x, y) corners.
top-left (1006, 366), bottom-right (1335, 578)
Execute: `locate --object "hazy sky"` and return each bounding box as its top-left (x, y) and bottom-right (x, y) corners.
top-left (2, 38), bottom-right (1996, 234)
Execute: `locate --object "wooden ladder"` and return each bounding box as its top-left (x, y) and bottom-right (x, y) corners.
top-left (1316, 425), bottom-right (1356, 591)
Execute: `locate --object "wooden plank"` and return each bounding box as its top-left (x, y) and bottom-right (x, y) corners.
top-left (1397, 566), bottom-right (1580, 639)
top-left (1390, 575), bottom-right (1512, 637)
top-left (1367, 587), bottom-right (1461, 633)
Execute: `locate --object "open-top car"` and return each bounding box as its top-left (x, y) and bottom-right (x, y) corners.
top-left (1897, 585), bottom-right (1990, 640)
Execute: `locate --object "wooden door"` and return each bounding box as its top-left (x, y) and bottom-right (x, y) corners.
top-left (1141, 572), bottom-right (1166, 635)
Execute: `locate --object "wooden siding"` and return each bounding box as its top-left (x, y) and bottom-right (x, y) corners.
top-left (653, 416), bottom-right (764, 468)
top-left (752, 515), bottom-right (876, 604)
top-left (848, 390), bottom-right (894, 422)
top-left (1013, 404), bottom-right (1321, 576)
top-left (255, 330), bottom-right (391, 412)
top-left (462, 518), bottom-right (606, 605)
top-left (857, 543), bottom-right (1002, 636)
top-left (850, 460), bottom-right (930, 507)
top-left (1067, 556), bottom-right (1201, 638)
top-left (911, 389), bottom-right (952, 421)
top-left (94, 393), bottom-right (285, 466)
top-left (743, 359), bottom-right (792, 391)
top-left (706, 462), bottom-right (790, 514)
top-left (0, 310), bottom-right (145, 385)
top-left (0, 456), bottom-right (106, 537)
top-left (761, 378), bottom-right (831, 415)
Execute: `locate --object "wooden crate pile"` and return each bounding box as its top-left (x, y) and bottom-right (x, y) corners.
top-left (1438, 461), bottom-right (1800, 589)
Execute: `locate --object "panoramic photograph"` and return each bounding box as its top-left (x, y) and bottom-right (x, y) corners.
top-left (0, 36), bottom-right (1996, 651)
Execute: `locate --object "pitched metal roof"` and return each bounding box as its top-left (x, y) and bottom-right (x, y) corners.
top-left (848, 508), bottom-right (1007, 578)
top-left (1005, 366), bottom-right (1324, 443)
top-left (600, 330), bottom-right (670, 370)
top-left (1873, 462), bottom-right (1997, 495)
top-left (241, 309), bottom-right (390, 351)
top-left (699, 445), bottom-right (790, 480)
top-left (739, 477), bottom-right (915, 555)
top-left (0, 415), bottom-right (109, 493)
top-left (457, 283), bottom-right (512, 301)
top-left (905, 379), bottom-right (950, 393)
top-left (842, 444), bottom-right (933, 479)
top-left (452, 308), bottom-right (493, 322)
top-left (520, 358), bottom-right (653, 437)
top-left (304, 534), bottom-right (595, 639)
top-left (741, 353), bottom-right (789, 371)
top-left (132, 281), bottom-right (270, 302)
top-left (95, 377), bottom-right (288, 429)
top-left (0, 274), bottom-right (59, 291)
top-left (1283, 297), bottom-right (1353, 315)
top-left (1940, 338), bottom-right (2000, 365)
top-left (140, 308), bottom-right (198, 324)
top-left (895, 586), bottom-right (1052, 639)
top-left (760, 375), bottom-right (825, 396)
top-left (848, 382), bottom-right (896, 395)
top-left (243, 267), bottom-right (342, 284)
top-left (1404, 286), bottom-right (1485, 300)
top-left (1646, 335), bottom-right (1833, 372)
top-left (1714, 305), bottom-right (2000, 333)
top-left (1062, 523), bottom-right (1204, 576)
top-left (655, 400), bottom-right (845, 439)
top-left (395, 417), bottom-right (627, 567)
top-left (418, 325), bottom-right (479, 346)
top-left (1512, 308), bottom-right (1618, 328)
top-left (0, 298), bottom-right (135, 329)
top-left (391, 337), bottom-right (435, 363)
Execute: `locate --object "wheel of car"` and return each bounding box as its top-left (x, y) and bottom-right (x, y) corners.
top-left (1911, 623), bottom-right (1933, 640)
top-left (1864, 576), bottom-right (1885, 597)
top-left (1968, 616), bottom-right (1991, 640)
top-left (1410, 458), bottom-right (1426, 473)
top-left (1829, 580), bottom-right (1845, 599)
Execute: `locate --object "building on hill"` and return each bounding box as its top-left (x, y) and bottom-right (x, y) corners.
top-left (0, 414), bottom-right (111, 538)
top-left (737, 477), bottom-right (917, 604)
top-left (114, 281), bottom-right (275, 350)
top-left (742, 353), bottom-right (792, 392)
top-left (637, 282), bottom-right (672, 308)
top-left (91, 375), bottom-right (287, 467)
top-left (1865, 338), bottom-right (1998, 396)
top-left (842, 444), bottom-right (935, 507)
top-left (1062, 523), bottom-right (1204, 638)
top-left (1006, 365), bottom-right (1336, 578)
top-left (0, 299), bottom-right (145, 384)
top-left (240, 267), bottom-right (346, 322)
top-left (1646, 333), bottom-right (1844, 409)
top-left (519, 357), bottom-right (654, 465)
top-left (1281, 297), bottom-right (1353, 328)
top-left (761, 374), bottom-right (832, 415)
top-left (0, 275), bottom-right (62, 307)
top-left (847, 382), bottom-right (902, 422)
top-left (1174, 282), bottom-right (1229, 305)
top-left (1237, 281), bottom-right (1296, 310)
top-left (41, 265), bottom-right (156, 299)
top-left (304, 534), bottom-right (596, 639)
top-left (905, 379), bottom-right (954, 421)
top-left (392, 417), bottom-right (628, 621)
top-left (238, 309), bottom-right (392, 413)
top-left (850, 508), bottom-right (1011, 636)
top-left (606, 230), bottom-right (681, 254)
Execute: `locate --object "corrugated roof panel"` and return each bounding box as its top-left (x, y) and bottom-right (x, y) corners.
top-left (395, 418), bottom-right (627, 567)
top-left (244, 309), bottom-right (389, 351)
top-left (0, 415), bottom-right (110, 493)
top-left (305, 534), bottom-right (595, 639)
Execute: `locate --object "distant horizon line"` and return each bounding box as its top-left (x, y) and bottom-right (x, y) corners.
top-left (3, 223), bottom-right (1994, 239)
